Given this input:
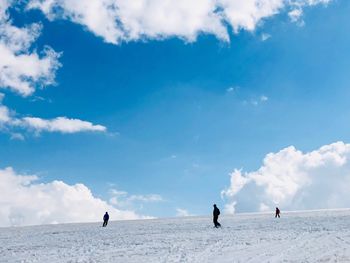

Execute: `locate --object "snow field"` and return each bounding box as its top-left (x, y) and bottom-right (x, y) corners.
top-left (2, 209), bottom-right (350, 262)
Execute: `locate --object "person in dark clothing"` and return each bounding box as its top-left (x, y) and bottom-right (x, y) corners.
top-left (213, 204), bottom-right (221, 228)
top-left (103, 212), bottom-right (109, 227)
top-left (275, 207), bottom-right (280, 218)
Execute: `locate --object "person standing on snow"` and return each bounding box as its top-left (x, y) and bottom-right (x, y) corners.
top-left (103, 212), bottom-right (109, 227)
top-left (275, 207), bottom-right (280, 218)
top-left (213, 204), bottom-right (221, 228)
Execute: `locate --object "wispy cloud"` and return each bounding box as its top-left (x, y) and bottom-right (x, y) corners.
top-left (261, 33), bottom-right (271, 41)
top-left (226, 86), bottom-right (239, 93)
top-left (0, 97), bottom-right (106, 137)
top-left (243, 95), bottom-right (269, 106)
top-left (260, 95), bottom-right (268, 102)
top-left (21, 117), bottom-right (106, 134)
top-left (288, 8), bottom-right (305, 26)
top-left (176, 208), bottom-right (193, 217)
top-left (109, 188), bottom-right (163, 211)
top-left (128, 194), bottom-right (163, 202)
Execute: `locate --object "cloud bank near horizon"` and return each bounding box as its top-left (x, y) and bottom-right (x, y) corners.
top-left (222, 141), bottom-right (350, 214)
top-left (28, 0), bottom-right (332, 44)
top-left (0, 167), bottom-right (156, 227)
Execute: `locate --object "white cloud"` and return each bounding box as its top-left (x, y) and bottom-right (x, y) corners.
top-left (128, 194), bottom-right (163, 202)
top-left (109, 189), bottom-right (128, 196)
top-left (10, 132), bottom-right (25, 140)
top-left (224, 201), bottom-right (237, 215)
top-left (261, 33), bottom-right (271, 41)
top-left (176, 208), bottom-right (193, 217)
top-left (28, 0), bottom-right (333, 44)
top-left (0, 3), bottom-right (108, 137)
top-left (244, 95), bottom-right (268, 106)
top-left (0, 104), bottom-right (11, 123)
top-left (28, 0), bottom-right (228, 44)
top-left (0, 95), bottom-right (106, 138)
top-left (21, 116), bottom-right (106, 134)
top-left (222, 142), bottom-right (350, 214)
top-left (0, 1), bottom-right (61, 96)
top-left (0, 166), bottom-right (147, 227)
top-left (0, 94), bottom-right (106, 136)
top-left (219, 0), bottom-right (284, 33)
top-left (109, 189), bottom-right (163, 209)
top-left (226, 86), bottom-right (239, 93)
top-left (288, 0), bottom-right (331, 25)
top-left (260, 95), bottom-right (268, 102)
top-left (288, 8), bottom-right (304, 25)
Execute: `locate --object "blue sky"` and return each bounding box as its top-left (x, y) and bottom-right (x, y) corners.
top-left (1, 0), bottom-right (350, 224)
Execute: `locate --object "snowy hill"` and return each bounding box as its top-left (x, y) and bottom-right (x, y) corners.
top-left (2, 209), bottom-right (350, 262)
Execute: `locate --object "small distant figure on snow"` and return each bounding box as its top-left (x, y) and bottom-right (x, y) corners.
top-left (213, 204), bottom-right (221, 228)
top-left (103, 212), bottom-right (109, 227)
top-left (275, 207), bottom-right (280, 218)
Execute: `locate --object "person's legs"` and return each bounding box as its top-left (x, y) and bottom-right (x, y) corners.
top-left (213, 216), bottom-right (219, 227)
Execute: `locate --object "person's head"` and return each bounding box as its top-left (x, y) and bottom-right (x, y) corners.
top-left (105, 212), bottom-right (108, 214)
top-left (213, 204), bottom-right (217, 207)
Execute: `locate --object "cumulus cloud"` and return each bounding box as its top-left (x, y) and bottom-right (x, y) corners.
top-left (222, 142), bottom-right (350, 214)
top-left (28, 0), bottom-right (332, 44)
top-left (0, 166), bottom-right (147, 227)
top-left (0, 0), bottom-right (61, 96)
top-left (28, 0), bottom-right (228, 43)
top-left (0, 2), bottom-right (108, 137)
top-left (0, 104), bottom-right (11, 123)
top-left (220, 0), bottom-right (284, 33)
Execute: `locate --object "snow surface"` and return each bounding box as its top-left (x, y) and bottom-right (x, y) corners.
top-left (2, 209), bottom-right (350, 262)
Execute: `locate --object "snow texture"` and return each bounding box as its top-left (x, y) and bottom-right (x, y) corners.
top-left (2, 209), bottom-right (350, 262)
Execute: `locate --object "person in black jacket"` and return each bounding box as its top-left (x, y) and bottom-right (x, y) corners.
top-left (275, 207), bottom-right (280, 218)
top-left (102, 212), bottom-right (109, 227)
top-left (213, 204), bottom-right (221, 228)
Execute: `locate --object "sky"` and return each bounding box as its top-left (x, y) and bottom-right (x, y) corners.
top-left (2, 0), bottom-right (350, 226)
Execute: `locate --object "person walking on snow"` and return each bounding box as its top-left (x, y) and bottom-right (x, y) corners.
top-left (275, 207), bottom-right (280, 218)
top-left (213, 204), bottom-right (221, 228)
top-left (103, 212), bottom-right (109, 227)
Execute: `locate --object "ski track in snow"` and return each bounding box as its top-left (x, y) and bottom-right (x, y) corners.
top-left (1, 210), bottom-right (350, 262)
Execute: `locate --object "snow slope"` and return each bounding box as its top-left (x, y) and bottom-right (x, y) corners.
top-left (2, 209), bottom-right (350, 262)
